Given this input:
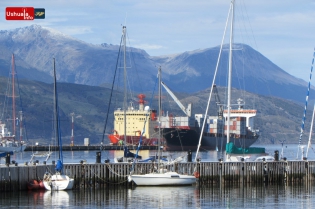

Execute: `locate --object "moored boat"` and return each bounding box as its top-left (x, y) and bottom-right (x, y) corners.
top-left (42, 58), bottom-right (74, 191)
top-left (129, 172), bottom-right (196, 186)
top-left (27, 179), bottom-right (45, 190)
top-left (128, 67), bottom-right (196, 186)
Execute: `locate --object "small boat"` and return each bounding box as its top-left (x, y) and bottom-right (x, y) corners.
top-left (128, 67), bottom-right (196, 186)
top-left (43, 172), bottom-right (74, 191)
top-left (43, 59), bottom-right (74, 191)
top-left (128, 172), bottom-right (196, 186)
top-left (27, 179), bottom-right (45, 190)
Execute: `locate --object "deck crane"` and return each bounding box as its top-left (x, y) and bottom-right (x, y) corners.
top-left (161, 81), bottom-right (192, 117)
top-left (212, 84), bottom-right (224, 118)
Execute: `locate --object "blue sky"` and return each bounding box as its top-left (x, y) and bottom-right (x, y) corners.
top-left (1, 0), bottom-right (315, 82)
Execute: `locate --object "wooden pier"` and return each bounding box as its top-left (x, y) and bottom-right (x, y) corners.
top-left (0, 160), bottom-right (314, 191)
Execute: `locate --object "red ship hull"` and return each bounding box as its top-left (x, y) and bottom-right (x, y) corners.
top-left (108, 134), bottom-right (159, 146)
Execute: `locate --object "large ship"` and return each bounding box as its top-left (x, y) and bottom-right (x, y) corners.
top-left (108, 94), bottom-right (161, 146)
top-left (160, 82), bottom-right (259, 151)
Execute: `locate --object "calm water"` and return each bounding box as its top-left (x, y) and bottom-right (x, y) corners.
top-left (1, 144), bottom-right (315, 208)
top-left (0, 184), bottom-right (315, 208)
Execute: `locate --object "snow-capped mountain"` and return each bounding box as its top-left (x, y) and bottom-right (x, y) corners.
top-left (0, 25), bottom-right (311, 103)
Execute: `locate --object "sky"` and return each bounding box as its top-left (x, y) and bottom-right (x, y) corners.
top-left (1, 0), bottom-right (315, 82)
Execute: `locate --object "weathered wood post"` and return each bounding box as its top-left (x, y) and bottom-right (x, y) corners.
top-left (96, 152), bottom-right (101, 163)
top-left (283, 157), bottom-right (287, 183)
top-left (187, 150), bottom-right (192, 162)
top-left (304, 159), bottom-right (309, 183)
top-left (105, 159), bottom-right (110, 187)
top-left (219, 158), bottom-right (223, 185)
top-left (196, 159), bottom-right (201, 183)
top-left (263, 159), bottom-right (268, 184)
top-left (241, 160), bottom-right (245, 185)
top-left (5, 152), bottom-right (11, 166)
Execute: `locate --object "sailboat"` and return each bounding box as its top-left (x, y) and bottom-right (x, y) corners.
top-left (0, 54), bottom-right (27, 153)
top-left (195, 0), bottom-right (267, 162)
top-left (43, 59), bottom-right (74, 191)
top-left (128, 67), bottom-right (196, 186)
top-left (299, 49), bottom-right (315, 160)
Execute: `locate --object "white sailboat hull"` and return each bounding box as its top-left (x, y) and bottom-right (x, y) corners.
top-left (43, 174), bottom-right (74, 191)
top-left (129, 172), bottom-right (196, 186)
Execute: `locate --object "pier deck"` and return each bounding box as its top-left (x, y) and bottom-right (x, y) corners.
top-left (0, 160), bottom-right (314, 191)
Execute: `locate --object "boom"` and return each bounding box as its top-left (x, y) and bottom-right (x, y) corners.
top-left (213, 84), bottom-right (224, 118)
top-left (161, 81), bottom-right (192, 117)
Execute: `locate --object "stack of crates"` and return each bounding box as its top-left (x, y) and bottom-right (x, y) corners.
top-left (224, 117), bottom-right (246, 135)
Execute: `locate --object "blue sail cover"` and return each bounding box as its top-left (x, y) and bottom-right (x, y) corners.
top-left (56, 159), bottom-right (63, 172)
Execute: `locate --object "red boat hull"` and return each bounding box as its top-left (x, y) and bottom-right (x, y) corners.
top-left (27, 179), bottom-right (45, 190)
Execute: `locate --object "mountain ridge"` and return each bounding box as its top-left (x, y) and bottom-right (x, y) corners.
top-left (0, 24), bottom-right (312, 105)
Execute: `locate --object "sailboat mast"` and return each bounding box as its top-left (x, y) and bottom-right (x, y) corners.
top-left (53, 58), bottom-right (60, 159)
top-left (226, 0), bottom-right (234, 146)
top-left (194, 2), bottom-right (232, 162)
top-left (306, 103), bottom-right (315, 158)
top-left (11, 54), bottom-right (16, 138)
top-left (158, 66), bottom-right (161, 171)
top-left (123, 26), bottom-right (127, 145)
top-left (19, 111), bottom-right (23, 142)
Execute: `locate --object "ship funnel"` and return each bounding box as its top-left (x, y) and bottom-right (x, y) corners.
top-left (138, 94), bottom-right (146, 111)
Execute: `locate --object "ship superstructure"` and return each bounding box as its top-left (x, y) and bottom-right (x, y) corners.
top-left (108, 94), bottom-right (160, 146)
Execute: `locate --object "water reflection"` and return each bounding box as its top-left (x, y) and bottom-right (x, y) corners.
top-left (43, 191), bottom-right (71, 207)
top-left (0, 184), bottom-right (315, 208)
top-left (128, 186), bottom-right (200, 208)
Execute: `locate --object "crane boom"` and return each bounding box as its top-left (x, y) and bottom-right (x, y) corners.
top-left (213, 84), bottom-right (224, 118)
top-left (161, 81), bottom-right (192, 117)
